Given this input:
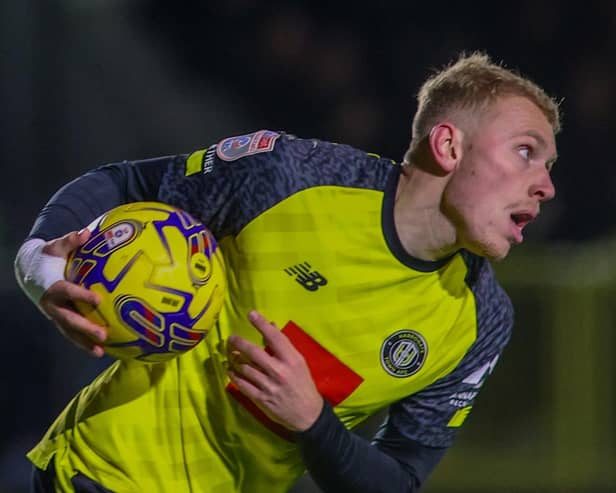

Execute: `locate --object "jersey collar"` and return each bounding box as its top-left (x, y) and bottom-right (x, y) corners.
top-left (381, 165), bottom-right (456, 272)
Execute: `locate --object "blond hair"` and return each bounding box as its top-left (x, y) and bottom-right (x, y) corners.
top-left (404, 52), bottom-right (561, 164)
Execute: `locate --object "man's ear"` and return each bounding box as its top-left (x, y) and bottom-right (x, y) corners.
top-left (428, 123), bottom-right (463, 174)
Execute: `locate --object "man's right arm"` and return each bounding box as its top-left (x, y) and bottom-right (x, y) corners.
top-left (15, 155), bottom-right (177, 355)
top-left (28, 156), bottom-right (174, 241)
top-left (15, 130), bottom-right (310, 355)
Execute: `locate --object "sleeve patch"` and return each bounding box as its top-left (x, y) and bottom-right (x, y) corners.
top-left (447, 406), bottom-right (472, 427)
top-left (216, 130), bottom-right (280, 162)
top-left (185, 149), bottom-right (206, 176)
top-left (185, 145), bottom-right (217, 176)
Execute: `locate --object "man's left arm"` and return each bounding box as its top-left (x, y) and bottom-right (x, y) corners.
top-left (296, 400), bottom-right (447, 492)
top-left (226, 311), bottom-right (448, 493)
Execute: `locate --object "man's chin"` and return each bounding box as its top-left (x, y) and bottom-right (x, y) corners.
top-left (488, 251), bottom-right (509, 262)
top-left (468, 239), bottom-right (511, 261)
top-left (486, 244), bottom-right (511, 262)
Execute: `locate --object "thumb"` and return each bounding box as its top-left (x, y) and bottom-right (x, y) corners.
top-left (43, 229), bottom-right (91, 258)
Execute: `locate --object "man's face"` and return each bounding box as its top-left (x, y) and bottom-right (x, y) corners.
top-left (443, 95), bottom-right (557, 260)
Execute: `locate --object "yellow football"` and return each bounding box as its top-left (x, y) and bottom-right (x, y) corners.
top-left (65, 202), bottom-right (226, 362)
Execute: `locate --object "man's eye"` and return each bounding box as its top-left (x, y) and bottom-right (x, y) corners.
top-left (518, 146), bottom-right (530, 160)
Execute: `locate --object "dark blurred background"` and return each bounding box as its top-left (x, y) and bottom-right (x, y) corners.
top-left (2, 1), bottom-right (615, 492)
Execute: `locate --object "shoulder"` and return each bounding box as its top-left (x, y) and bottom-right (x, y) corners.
top-left (459, 250), bottom-right (514, 357)
top-left (214, 130), bottom-right (312, 165)
top-left (203, 130), bottom-right (395, 190)
top-left (158, 130), bottom-right (396, 237)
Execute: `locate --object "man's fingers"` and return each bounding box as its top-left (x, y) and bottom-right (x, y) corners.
top-left (60, 324), bottom-right (105, 357)
top-left (26, 228), bottom-right (107, 359)
top-left (227, 336), bottom-right (274, 373)
top-left (61, 281), bottom-right (101, 306)
top-left (225, 310), bottom-right (300, 381)
top-left (43, 280), bottom-right (101, 307)
top-left (39, 276), bottom-right (107, 357)
top-left (43, 229), bottom-right (90, 258)
top-left (228, 349), bottom-right (251, 366)
top-left (228, 360), bottom-right (270, 392)
top-left (247, 310), bottom-right (292, 356)
top-left (54, 305), bottom-right (106, 341)
top-left (227, 367), bottom-right (262, 398)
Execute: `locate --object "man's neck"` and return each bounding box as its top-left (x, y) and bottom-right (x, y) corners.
top-left (393, 165), bottom-right (459, 262)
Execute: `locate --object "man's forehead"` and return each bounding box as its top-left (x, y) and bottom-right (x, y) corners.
top-left (492, 97), bottom-right (556, 139)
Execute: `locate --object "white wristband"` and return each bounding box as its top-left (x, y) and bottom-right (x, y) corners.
top-left (14, 238), bottom-right (67, 306)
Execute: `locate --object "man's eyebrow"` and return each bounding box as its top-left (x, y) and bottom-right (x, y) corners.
top-left (520, 130), bottom-right (549, 147)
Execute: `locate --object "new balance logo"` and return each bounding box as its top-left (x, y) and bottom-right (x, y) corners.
top-left (284, 262), bottom-right (327, 292)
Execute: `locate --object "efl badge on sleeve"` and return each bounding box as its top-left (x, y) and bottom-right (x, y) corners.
top-left (216, 130), bottom-right (280, 162)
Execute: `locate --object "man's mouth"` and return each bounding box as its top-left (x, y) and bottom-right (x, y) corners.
top-left (510, 212), bottom-right (535, 230)
top-left (509, 212), bottom-right (536, 243)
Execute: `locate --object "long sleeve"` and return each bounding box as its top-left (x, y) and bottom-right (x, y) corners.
top-left (28, 156), bottom-right (172, 240)
top-left (296, 402), bottom-right (446, 493)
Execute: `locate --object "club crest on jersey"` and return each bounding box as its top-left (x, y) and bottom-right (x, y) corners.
top-left (216, 130), bottom-right (280, 162)
top-left (380, 330), bottom-right (427, 378)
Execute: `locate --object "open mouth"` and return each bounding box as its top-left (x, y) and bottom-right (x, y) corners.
top-left (510, 213), bottom-right (534, 230)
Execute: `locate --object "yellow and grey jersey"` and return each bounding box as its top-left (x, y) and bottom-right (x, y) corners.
top-left (27, 130), bottom-right (513, 492)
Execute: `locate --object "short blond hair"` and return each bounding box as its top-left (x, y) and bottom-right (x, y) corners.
top-left (404, 52), bottom-right (561, 164)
